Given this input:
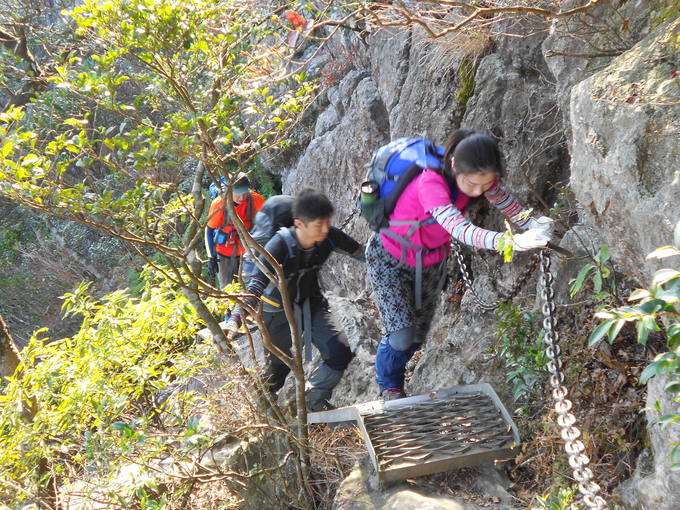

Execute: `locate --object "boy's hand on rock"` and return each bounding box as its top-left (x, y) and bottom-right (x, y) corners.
top-left (224, 318), bottom-right (240, 342)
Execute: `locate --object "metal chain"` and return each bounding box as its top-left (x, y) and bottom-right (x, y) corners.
top-left (339, 205), bottom-right (359, 231)
top-left (451, 241), bottom-right (540, 311)
top-left (538, 251), bottom-right (607, 510)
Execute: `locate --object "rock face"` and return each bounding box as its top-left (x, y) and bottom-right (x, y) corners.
top-left (569, 19), bottom-right (680, 284)
top-left (333, 457), bottom-right (508, 510)
top-left (260, 7), bottom-right (679, 508)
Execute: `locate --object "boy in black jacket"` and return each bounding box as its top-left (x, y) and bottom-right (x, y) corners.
top-left (225, 189), bottom-right (364, 411)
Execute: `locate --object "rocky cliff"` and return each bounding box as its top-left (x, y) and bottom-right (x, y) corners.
top-left (269, 5), bottom-right (679, 509)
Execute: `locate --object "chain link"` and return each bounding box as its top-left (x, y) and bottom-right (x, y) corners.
top-left (451, 241), bottom-right (539, 311)
top-left (538, 251), bottom-right (607, 510)
top-left (450, 243), bottom-right (605, 507)
top-left (339, 205), bottom-right (359, 231)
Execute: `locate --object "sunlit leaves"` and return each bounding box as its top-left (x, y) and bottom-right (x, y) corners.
top-left (0, 268), bottom-right (216, 502)
top-left (2, 0), bottom-right (315, 259)
top-left (1, 0), bottom-right (316, 261)
top-left (569, 245), bottom-right (615, 303)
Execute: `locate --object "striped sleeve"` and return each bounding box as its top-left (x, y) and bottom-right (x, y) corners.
top-left (484, 182), bottom-right (533, 229)
top-left (430, 204), bottom-right (501, 250)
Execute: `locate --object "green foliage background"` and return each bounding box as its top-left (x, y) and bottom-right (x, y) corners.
top-left (0, 267), bottom-right (219, 504)
top-left (0, 0), bottom-right (316, 503)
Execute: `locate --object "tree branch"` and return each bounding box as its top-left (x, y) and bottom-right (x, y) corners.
top-left (0, 25), bottom-right (48, 111)
top-left (0, 313), bottom-right (21, 379)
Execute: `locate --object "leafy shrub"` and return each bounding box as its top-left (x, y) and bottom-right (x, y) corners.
top-left (247, 158), bottom-right (282, 199)
top-left (495, 303), bottom-right (548, 413)
top-left (569, 244), bottom-right (618, 303)
top-left (589, 220), bottom-right (680, 470)
top-left (0, 267), bottom-right (214, 505)
top-left (530, 486), bottom-right (577, 510)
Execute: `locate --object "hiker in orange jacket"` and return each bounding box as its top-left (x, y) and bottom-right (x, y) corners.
top-left (205, 174), bottom-right (265, 289)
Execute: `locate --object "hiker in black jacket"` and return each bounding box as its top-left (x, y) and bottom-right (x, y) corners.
top-left (225, 189), bottom-right (364, 411)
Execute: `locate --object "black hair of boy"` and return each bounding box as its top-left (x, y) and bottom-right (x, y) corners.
top-left (293, 189), bottom-right (335, 224)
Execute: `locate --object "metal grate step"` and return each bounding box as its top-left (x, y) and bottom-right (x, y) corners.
top-left (308, 383), bottom-right (520, 482)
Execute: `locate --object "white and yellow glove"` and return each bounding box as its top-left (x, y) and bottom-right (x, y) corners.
top-left (223, 318), bottom-right (240, 342)
top-left (511, 228), bottom-right (551, 252)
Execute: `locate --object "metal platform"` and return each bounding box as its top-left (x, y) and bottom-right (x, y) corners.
top-left (308, 383), bottom-right (520, 482)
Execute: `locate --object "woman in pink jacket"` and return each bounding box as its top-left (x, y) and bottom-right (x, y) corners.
top-left (366, 129), bottom-right (553, 400)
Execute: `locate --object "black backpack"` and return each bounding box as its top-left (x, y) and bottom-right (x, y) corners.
top-left (250, 194), bottom-right (295, 248)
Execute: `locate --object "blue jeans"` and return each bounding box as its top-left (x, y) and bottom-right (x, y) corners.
top-left (375, 335), bottom-right (421, 392)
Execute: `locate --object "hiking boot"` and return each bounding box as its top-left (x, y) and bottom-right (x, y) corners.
top-left (381, 387), bottom-right (406, 401)
top-left (309, 400), bottom-right (336, 412)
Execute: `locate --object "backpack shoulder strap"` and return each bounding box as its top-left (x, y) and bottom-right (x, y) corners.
top-left (220, 197), bottom-right (230, 230)
top-left (383, 163), bottom-right (423, 215)
top-left (219, 193), bottom-right (254, 231)
top-left (277, 226), bottom-right (298, 261)
top-left (245, 192), bottom-right (254, 224)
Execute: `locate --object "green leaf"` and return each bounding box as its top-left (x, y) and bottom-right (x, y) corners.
top-left (629, 289), bottom-right (651, 301)
top-left (617, 306), bottom-right (641, 317)
top-left (640, 362), bottom-right (659, 384)
top-left (593, 271), bottom-right (603, 292)
top-left (637, 299), bottom-right (665, 314)
top-left (663, 382), bottom-right (680, 394)
top-left (64, 118), bottom-right (88, 127)
top-left (22, 154), bottom-right (41, 165)
top-left (653, 268), bottom-right (680, 287)
top-left (570, 264), bottom-right (593, 296)
top-left (1, 140), bottom-right (13, 157)
top-left (598, 244), bottom-right (611, 262)
top-left (671, 445), bottom-right (680, 465)
top-left (668, 324), bottom-right (680, 349)
top-left (636, 320), bottom-right (651, 345)
top-left (589, 321), bottom-right (612, 347)
top-left (112, 421), bottom-right (130, 433)
top-left (647, 246), bottom-right (680, 259)
top-left (655, 289), bottom-right (680, 304)
top-left (607, 319), bottom-right (626, 343)
top-left (14, 166), bottom-right (30, 180)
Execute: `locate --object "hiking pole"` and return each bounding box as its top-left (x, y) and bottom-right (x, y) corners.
top-left (546, 242), bottom-right (573, 257)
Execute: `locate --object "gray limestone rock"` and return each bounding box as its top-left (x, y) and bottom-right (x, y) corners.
top-left (333, 457), bottom-right (507, 510)
top-left (569, 19), bottom-right (680, 284)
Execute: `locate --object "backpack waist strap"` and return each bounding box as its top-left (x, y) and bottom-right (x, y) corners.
top-left (381, 219), bottom-right (448, 309)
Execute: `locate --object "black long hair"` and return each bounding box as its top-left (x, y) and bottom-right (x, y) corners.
top-left (443, 129), bottom-right (504, 183)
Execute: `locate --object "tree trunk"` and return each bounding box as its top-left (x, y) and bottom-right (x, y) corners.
top-left (0, 313), bottom-right (21, 379)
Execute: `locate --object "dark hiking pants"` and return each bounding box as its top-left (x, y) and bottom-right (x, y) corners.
top-left (263, 298), bottom-right (353, 410)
